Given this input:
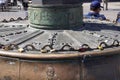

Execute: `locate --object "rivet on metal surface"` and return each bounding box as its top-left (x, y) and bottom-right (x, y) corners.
top-left (8, 33), bottom-right (14, 36)
top-left (12, 25), bottom-right (15, 27)
top-left (15, 31), bottom-right (22, 35)
top-left (23, 30), bottom-right (27, 33)
top-left (4, 25), bottom-right (10, 27)
top-left (5, 39), bottom-right (9, 41)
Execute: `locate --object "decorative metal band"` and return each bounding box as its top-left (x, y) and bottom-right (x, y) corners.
top-left (28, 4), bottom-right (83, 29)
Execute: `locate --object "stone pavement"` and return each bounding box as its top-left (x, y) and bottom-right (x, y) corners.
top-left (0, 1), bottom-right (26, 22)
top-left (0, 2), bottom-right (120, 23)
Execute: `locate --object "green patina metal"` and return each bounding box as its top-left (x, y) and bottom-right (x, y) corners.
top-left (28, 4), bottom-right (83, 29)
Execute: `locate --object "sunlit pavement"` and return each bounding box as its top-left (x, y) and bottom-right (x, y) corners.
top-left (0, 2), bottom-right (120, 22)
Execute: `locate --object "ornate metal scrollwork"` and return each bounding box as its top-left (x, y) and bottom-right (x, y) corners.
top-left (41, 45), bottom-right (55, 53)
top-left (98, 42), bottom-right (108, 50)
top-left (79, 44), bottom-right (91, 52)
top-left (60, 43), bottom-right (74, 51)
top-left (112, 40), bottom-right (119, 47)
top-left (23, 44), bottom-right (37, 51)
top-left (2, 44), bottom-right (19, 51)
top-left (1, 17), bottom-right (27, 23)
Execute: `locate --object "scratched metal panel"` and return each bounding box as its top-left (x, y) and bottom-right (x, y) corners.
top-left (0, 57), bottom-right (19, 80)
top-left (83, 54), bottom-right (120, 80)
top-left (20, 60), bottom-right (81, 80)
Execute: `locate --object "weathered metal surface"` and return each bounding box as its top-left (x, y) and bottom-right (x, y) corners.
top-left (28, 4), bottom-right (83, 29)
top-left (0, 21), bottom-right (120, 53)
top-left (0, 0), bottom-right (120, 80)
top-left (0, 51), bottom-right (120, 80)
top-left (0, 57), bottom-right (19, 80)
top-left (0, 56), bottom-right (81, 80)
top-left (29, 0), bottom-right (83, 29)
top-left (0, 22), bottom-right (120, 80)
top-left (20, 60), bottom-right (80, 80)
top-left (83, 54), bottom-right (120, 80)
top-left (0, 47), bottom-right (120, 59)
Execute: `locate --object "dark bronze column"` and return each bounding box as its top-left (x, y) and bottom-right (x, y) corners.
top-left (28, 0), bottom-right (83, 29)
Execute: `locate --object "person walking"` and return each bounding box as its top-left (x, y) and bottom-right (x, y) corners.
top-left (102, 0), bottom-right (109, 10)
top-left (21, 0), bottom-right (28, 11)
top-left (0, 0), bottom-right (6, 11)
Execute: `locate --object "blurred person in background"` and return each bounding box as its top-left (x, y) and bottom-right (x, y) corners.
top-left (0, 0), bottom-right (7, 11)
top-left (116, 12), bottom-right (120, 23)
top-left (84, 0), bottom-right (107, 20)
top-left (102, 0), bottom-right (109, 10)
top-left (21, 0), bottom-right (28, 10)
